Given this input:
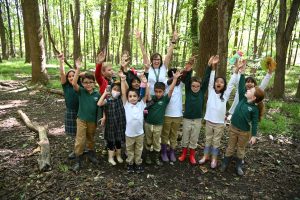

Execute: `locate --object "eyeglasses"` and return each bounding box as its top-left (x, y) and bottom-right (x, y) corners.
top-left (83, 81), bottom-right (95, 85)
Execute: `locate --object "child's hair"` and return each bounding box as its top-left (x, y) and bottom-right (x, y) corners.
top-left (65, 69), bottom-right (75, 84)
top-left (167, 68), bottom-right (177, 78)
top-left (129, 76), bottom-right (141, 87)
top-left (82, 73), bottom-right (95, 82)
top-left (154, 82), bottom-right (166, 91)
top-left (213, 77), bottom-right (227, 101)
top-left (245, 76), bottom-right (257, 86)
top-left (253, 86), bottom-right (265, 121)
top-left (126, 88), bottom-right (140, 98)
top-left (191, 76), bottom-right (202, 85)
top-left (150, 53), bottom-right (163, 67)
top-left (102, 62), bottom-right (113, 72)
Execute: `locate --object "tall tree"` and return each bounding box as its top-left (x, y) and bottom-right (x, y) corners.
top-left (197, 0), bottom-right (218, 77)
top-left (4, 0), bottom-right (15, 57)
top-left (190, 0), bottom-right (199, 56)
top-left (122, 0), bottom-right (132, 54)
top-left (217, 0), bottom-right (235, 77)
top-left (0, 2), bottom-right (8, 60)
top-left (21, 0), bottom-right (49, 84)
top-left (70, 0), bottom-right (81, 62)
top-left (253, 0), bottom-right (261, 57)
top-left (273, 0), bottom-right (300, 98)
top-left (20, 0), bottom-right (30, 63)
top-left (102, 0), bottom-right (112, 50)
top-left (15, 0), bottom-right (23, 57)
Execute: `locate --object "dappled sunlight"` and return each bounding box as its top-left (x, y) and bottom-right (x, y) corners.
top-left (0, 117), bottom-right (21, 129)
top-left (48, 125), bottom-right (65, 136)
top-left (0, 100), bottom-right (29, 110)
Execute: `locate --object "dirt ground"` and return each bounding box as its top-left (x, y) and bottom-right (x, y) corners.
top-left (0, 80), bottom-right (299, 200)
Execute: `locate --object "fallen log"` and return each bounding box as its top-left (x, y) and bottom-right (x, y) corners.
top-left (46, 88), bottom-right (64, 96)
top-left (17, 110), bottom-right (51, 171)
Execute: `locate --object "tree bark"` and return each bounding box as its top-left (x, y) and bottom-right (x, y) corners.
top-left (15, 0), bottom-right (23, 57)
top-left (190, 0), bottom-right (199, 56)
top-left (59, 0), bottom-right (66, 57)
top-left (152, 0), bottom-right (158, 53)
top-left (246, 4), bottom-right (255, 55)
top-left (0, 3), bottom-right (8, 60)
top-left (273, 0), bottom-right (300, 98)
top-left (70, 0), bottom-right (81, 63)
top-left (296, 76), bottom-right (300, 99)
top-left (20, 0), bottom-right (30, 63)
top-left (217, 0), bottom-right (235, 77)
top-left (102, 0), bottom-right (112, 49)
top-left (197, 0), bottom-right (218, 77)
top-left (22, 0), bottom-right (49, 84)
top-left (99, 2), bottom-right (105, 49)
top-left (4, 0), bottom-right (15, 57)
top-left (122, 0), bottom-right (132, 55)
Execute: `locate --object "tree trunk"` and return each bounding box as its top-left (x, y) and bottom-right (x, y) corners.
top-left (4, 0), bottom-right (15, 57)
top-left (217, 0), bottom-right (235, 77)
top-left (20, 0), bottom-right (30, 63)
top-left (102, 0), bottom-right (112, 49)
top-left (70, 0), bottom-right (81, 63)
top-left (296, 76), bottom-right (300, 99)
top-left (233, 1), bottom-right (241, 50)
top-left (90, 15), bottom-right (96, 63)
top-left (143, 1), bottom-right (148, 53)
top-left (152, 0), bottom-right (157, 53)
top-left (190, 0), bottom-right (199, 56)
top-left (273, 0), bottom-right (300, 98)
top-left (237, 0), bottom-right (248, 50)
top-left (197, 0), bottom-right (218, 77)
top-left (21, 0), bottom-right (49, 84)
top-left (253, 0), bottom-right (261, 58)
top-left (15, 0), bottom-right (23, 57)
top-left (122, 0), bottom-right (132, 55)
top-left (246, 4), bottom-right (254, 55)
top-left (293, 30), bottom-right (300, 66)
top-left (0, 3), bottom-right (8, 60)
top-left (59, 0), bottom-right (66, 56)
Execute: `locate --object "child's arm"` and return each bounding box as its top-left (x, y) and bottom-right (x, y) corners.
top-left (97, 88), bottom-right (109, 106)
top-left (119, 71), bottom-right (128, 105)
top-left (168, 71), bottom-right (182, 98)
top-left (140, 74), bottom-right (148, 103)
top-left (95, 50), bottom-right (106, 86)
top-left (224, 61), bottom-right (240, 101)
top-left (238, 60), bottom-right (247, 101)
top-left (164, 31), bottom-right (179, 69)
top-left (259, 67), bottom-right (274, 90)
top-left (58, 54), bottom-right (66, 84)
top-left (207, 55), bottom-right (218, 92)
top-left (199, 64), bottom-right (213, 93)
top-left (72, 58), bottom-right (81, 92)
top-left (249, 108), bottom-right (259, 144)
top-left (135, 30), bottom-right (150, 66)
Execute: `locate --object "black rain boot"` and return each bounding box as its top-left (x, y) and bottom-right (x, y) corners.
top-left (73, 155), bottom-right (83, 172)
top-left (86, 150), bottom-right (99, 165)
top-left (145, 150), bottom-right (152, 165)
top-left (220, 156), bottom-right (232, 172)
top-left (236, 158), bottom-right (244, 176)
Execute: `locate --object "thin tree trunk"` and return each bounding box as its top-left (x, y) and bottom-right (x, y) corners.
top-left (217, 0), bottom-right (235, 77)
top-left (20, 0), bottom-right (30, 63)
top-left (21, 0), bottom-right (49, 84)
top-left (83, 0), bottom-right (87, 69)
top-left (70, 0), bottom-right (81, 63)
top-left (182, 8), bottom-right (189, 64)
top-left (0, 3), bottom-right (8, 60)
top-left (59, 0), bottom-right (66, 56)
top-left (273, 0), bottom-right (300, 98)
top-left (102, 0), bottom-right (112, 49)
top-left (293, 30), bottom-right (300, 66)
top-left (237, 0), bottom-right (248, 50)
top-left (99, 2), bottom-right (104, 49)
top-left (90, 15), bottom-right (96, 63)
top-left (143, 1), bottom-right (148, 54)
top-left (197, 0), bottom-right (218, 77)
top-left (5, 0), bottom-right (15, 57)
top-left (233, 1), bottom-right (241, 50)
top-left (246, 4), bottom-right (254, 56)
top-left (296, 76), bottom-right (300, 99)
top-left (190, 0), bottom-right (198, 56)
top-left (253, 0), bottom-right (261, 58)
top-left (152, 0), bottom-right (157, 53)
top-left (122, 0), bottom-right (132, 55)
top-left (15, 0), bottom-right (23, 57)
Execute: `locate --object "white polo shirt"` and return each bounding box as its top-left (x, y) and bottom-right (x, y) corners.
top-left (124, 101), bottom-right (146, 137)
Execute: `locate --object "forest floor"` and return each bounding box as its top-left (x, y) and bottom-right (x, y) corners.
top-left (0, 80), bottom-right (300, 200)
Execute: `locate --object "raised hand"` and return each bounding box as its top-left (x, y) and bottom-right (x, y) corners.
top-left (237, 59), bottom-right (246, 74)
top-left (140, 74), bottom-right (148, 83)
top-left (97, 49), bottom-right (106, 64)
top-left (208, 56), bottom-right (215, 66)
top-left (75, 58), bottom-right (81, 70)
top-left (57, 53), bottom-right (64, 63)
top-left (172, 31), bottom-right (179, 42)
top-left (121, 54), bottom-right (130, 67)
top-left (135, 30), bottom-right (142, 39)
top-left (118, 70), bottom-right (126, 81)
top-left (173, 70), bottom-right (182, 79)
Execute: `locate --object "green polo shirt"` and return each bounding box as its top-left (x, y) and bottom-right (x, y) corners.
top-left (231, 74), bottom-right (259, 136)
top-left (77, 87), bottom-right (101, 123)
top-left (145, 95), bottom-right (170, 125)
top-left (62, 83), bottom-right (79, 111)
top-left (183, 66), bottom-right (211, 119)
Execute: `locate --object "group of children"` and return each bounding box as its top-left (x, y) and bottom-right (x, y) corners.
top-left (58, 32), bottom-right (275, 176)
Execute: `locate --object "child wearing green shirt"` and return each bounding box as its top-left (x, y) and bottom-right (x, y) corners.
top-left (144, 71), bottom-right (182, 166)
top-left (72, 59), bottom-right (102, 172)
top-left (221, 60), bottom-right (265, 176)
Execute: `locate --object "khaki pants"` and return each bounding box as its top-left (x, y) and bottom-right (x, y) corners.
top-left (74, 118), bottom-right (96, 156)
top-left (182, 118), bottom-right (202, 149)
top-left (205, 121), bottom-right (225, 148)
top-left (225, 125), bottom-right (251, 159)
top-left (126, 134), bottom-right (144, 165)
top-left (144, 122), bottom-right (163, 152)
top-left (161, 116), bottom-right (182, 149)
